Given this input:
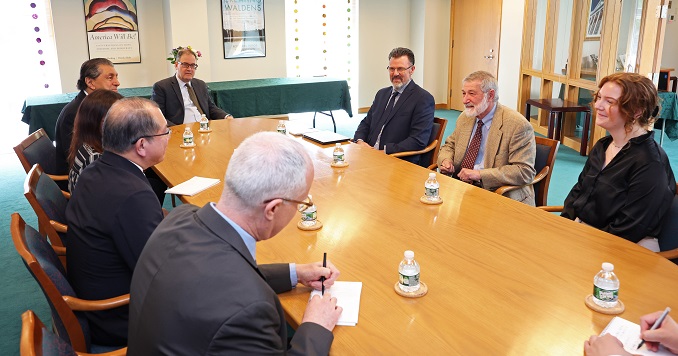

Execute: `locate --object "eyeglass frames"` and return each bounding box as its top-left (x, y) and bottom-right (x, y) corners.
top-left (263, 195), bottom-right (314, 212)
top-left (131, 129), bottom-right (171, 144)
top-left (386, 65), bottom-right (413, 74)
top-left (178, 62), bottom-right (199, 70)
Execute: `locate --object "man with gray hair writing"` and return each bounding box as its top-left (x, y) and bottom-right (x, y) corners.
top-left (128, 132), bottom-right (342, 354)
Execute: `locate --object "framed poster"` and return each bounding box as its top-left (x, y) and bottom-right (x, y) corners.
top-left (586, 0), bottom-right (604, 39)
top-left (83, 0), bottom-right (141, 63)
top-left (221, 0), bottom-right (266, 59)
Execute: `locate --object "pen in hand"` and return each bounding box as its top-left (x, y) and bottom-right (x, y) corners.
top-left (638, 307), bottom-right (671, 349)
top-left (321, 252), bottom-right (327, 296)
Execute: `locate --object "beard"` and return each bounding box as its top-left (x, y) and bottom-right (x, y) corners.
top-left (464, 93), bottom-right (491, 118)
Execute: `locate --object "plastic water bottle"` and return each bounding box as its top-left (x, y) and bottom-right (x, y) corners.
top-left (593, 262), bottom-right (619, 308)
top-left (300, 195), bottom-right (317, 226)
top-left (199, 114), bottom-right (209, 131)
top-left (398, 250), bottom-right (420, 293)
top-left (425, 173), bottom-right (440, 200)
top-left (333, 143), bottom-right (345, 163)
top-left (277, 120), bottom-right (287, 134)
top-left (183, 127), bottom-right (194, 146)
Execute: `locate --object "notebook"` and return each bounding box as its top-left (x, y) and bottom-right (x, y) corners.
top-left (165, 176), bottom-right (220, 196)
top-left (302, 130), bottom-right (350, 145)
top-left (600, 316), bottom-right (674, 355)
top-left (310, 281), bottom-right (362, 326)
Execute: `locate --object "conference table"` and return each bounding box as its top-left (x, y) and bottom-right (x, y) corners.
top-left (20, 77), bottom-right (352, 140)
top-left (153, 118), bottom-right (678, 354)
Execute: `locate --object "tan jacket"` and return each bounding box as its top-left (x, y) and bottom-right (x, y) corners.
top-left (438, 103), bottom-right (537, 205)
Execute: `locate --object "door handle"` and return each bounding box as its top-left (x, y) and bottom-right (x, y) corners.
top-left (484, 55), bottom-right (494, 59)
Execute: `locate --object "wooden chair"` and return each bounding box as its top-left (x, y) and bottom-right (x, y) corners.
top-left (11, 213), bottom-right (129, 355)
top-left (24, 164), bottom-right (69, 249)
top-left (495, 136), bottom-right (559, 206)
top-left (20, 310), bottom-right (125, 356)
top-left (390, 117), bottom-right (448, 169)
top-left (14, 128), bottom-right (68, 183)
top-left (539, 184), bottom-right (678, 264)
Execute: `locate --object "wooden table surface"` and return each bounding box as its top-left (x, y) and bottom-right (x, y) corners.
top-left (154, 118), bottom-right (678, 355)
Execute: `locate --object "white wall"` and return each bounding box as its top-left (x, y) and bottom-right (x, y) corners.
top-left (662, 13), bottom-right (678, 72)
top-left (498, 0), bottom-right (526, 111)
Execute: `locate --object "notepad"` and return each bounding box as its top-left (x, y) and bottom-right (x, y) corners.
top-left (600, 316), bottom-right (674, 355)
top-left (310, 281), bottom-right (362, 326)
top-left (164, 176), bottom-right (220, 196)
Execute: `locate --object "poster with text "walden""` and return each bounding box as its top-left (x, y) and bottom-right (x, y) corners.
top-left (221, 0), bottom-right (266, 59)
top-left (84, 0), bottom-right (141, 63)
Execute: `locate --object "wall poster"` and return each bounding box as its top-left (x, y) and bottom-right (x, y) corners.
top-left (84, 0), bottom-right (141, 63)
top-left (221, 0), bottom-right (266, 59)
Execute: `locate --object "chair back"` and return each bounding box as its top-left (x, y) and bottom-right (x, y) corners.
top-left (21, 310), bottom-right (78, 356)
top-left (533, 137), bottom-right (560, 206)
top-left (24, 164), bottom-right (68, 247)
top-left (419, 117), bottom-right (448, 169)
top-left (11, 213), bottom-right (91, 353)
top-left (657, 184), bottom-right (678, 262)
top-left (14, 129), bottom-right (60, 175)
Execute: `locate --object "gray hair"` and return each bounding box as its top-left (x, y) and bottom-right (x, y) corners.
top-left (76, 58), bottom-right (114, 91)
top-left (225, 132), bottom-right (311, 210)
top-left (463, 71), bottom-right (499, 102)
top-left (388, 47), bottom-right (415, 66)
top-left (102, 97), bottom-right (162, 154)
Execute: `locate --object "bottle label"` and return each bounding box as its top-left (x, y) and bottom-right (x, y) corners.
top-left (200, 121), bottom-right (209, 130)
top-left (301, 210), bottom-right (317, 222)
top-left (333, 153), bottom-right (344, 163)
top-left (399, 272), bottom-right (420, 287)
top-left (593, 285), bottom-right (618, 302)
top-left (425, 187), bottom-right (439, 197)
top-left (277, 128), bottom-right (286, 134)
top-left (183, 136), bottom-right (193, 145)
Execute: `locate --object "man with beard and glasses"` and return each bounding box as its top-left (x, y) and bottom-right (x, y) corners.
top-left (437, 71), bottom-right (537, 205)
top-left (353, 47), bottom-right (434, 166)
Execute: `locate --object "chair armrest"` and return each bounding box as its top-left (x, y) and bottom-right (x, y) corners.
top-left (390, 140), bottom-right (438, 158)
top-left (62, 190), bottom-right (71, 200)
top-left (63, 293), bottom-right (130, 311)
top-left (428, 163), bottom-right (438, 171)
top-left (658, 249), bottom-right (678, 260)
top-left (77, 347), bottom-right (128, 356)
top-left (52, 246), bottom-right (66, 256)
top-left (50, 220), bottom-right (68, 233)
top-left (494, 166), bottom-right (550, 197)
top-left (47, 174), bottom-right (68, 182)
top-left (538, 206), bottom-right (564, 212)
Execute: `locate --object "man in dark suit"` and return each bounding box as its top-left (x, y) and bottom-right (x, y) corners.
top-left (353, 47), bottom-right (435, 165)
top-left (66, 97), bottom-right (170, 346)
top-left (54, 58), bottom-right (120, 174)
top-left (152, 47), bottom-right (231, 125)
top-left (128, 132), bottom-right (342, 355)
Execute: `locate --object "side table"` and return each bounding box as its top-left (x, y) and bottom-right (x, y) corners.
top-left (525, 98), bottom-right (591, 155)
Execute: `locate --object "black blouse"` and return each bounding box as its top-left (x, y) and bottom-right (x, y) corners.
top-left (562, 131), bottom-right (676, 243)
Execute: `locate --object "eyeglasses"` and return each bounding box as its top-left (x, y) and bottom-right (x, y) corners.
top-left (386, 65), bottom-right (413, 74)
top-left (178, 62), bottom-right (199, 70)
top-left (263, 195), bottom-right (314, 212)
top-left (131, 129), bottom-right (171, 144)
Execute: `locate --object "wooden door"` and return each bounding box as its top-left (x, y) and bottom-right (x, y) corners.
top-left (448, 0), bottom-right (503, 111)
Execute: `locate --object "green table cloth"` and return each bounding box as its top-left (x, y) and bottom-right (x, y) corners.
top-left (658, 91), bottom-right (678, 141)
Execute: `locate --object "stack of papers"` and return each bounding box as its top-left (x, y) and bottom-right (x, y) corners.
top-left (165, 176), bottom-right (220, 196)
top-left (310, 281), bottom-right (362, 326)
top-left (601, 316), bottom-right (674, 355)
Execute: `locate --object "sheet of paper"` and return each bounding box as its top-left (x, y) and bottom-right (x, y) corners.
top-left (164, 176), bottom-right (220, 196)
top-left (287, 124), bottom-right (320, 136)
top-left (310, 281), bottom-right (362, 326)
top-left (601, 316), bottom-right (674, 355)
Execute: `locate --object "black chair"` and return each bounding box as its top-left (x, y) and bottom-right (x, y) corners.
top-left (391, 117), bottom-right (448, 169)
top-left (24, 164), bottom-right (69, 249)
top-left (14, 129), bottom-right (68, 187)
top-left (657, 184), bottom-right (678, 264)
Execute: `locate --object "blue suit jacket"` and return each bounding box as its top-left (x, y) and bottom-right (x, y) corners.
top-left (353, 81), bottom-right (434, 165)
top-left (151, 76), bottom-right (229, 126)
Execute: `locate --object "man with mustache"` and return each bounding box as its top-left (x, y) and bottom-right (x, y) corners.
top-left (152, 47), bottom-right (231, 126)
top-left (353, 47), bottom-right (434, 166)
top-left (438, 71), bottom-right (537, 205)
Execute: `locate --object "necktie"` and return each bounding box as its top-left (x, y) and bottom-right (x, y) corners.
top-left (460, 119), bottom-right (484, 170)
top-left (374, 91), bottom-right (400, 149)
top-left (186, 84), bottom-right (205, 116)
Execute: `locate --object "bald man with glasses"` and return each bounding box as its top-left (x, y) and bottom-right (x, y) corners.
top-left (152, 47), bottom-right (232, 126)
top-left (353, 47), bottom-right (435, 166)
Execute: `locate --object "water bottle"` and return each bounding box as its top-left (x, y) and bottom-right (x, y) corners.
top-left (593, 262), bottom-right (620, 308)
top-left (277, 120), bottom-right (287, 134)
top-left (183, 127), bottom-right (194, 146)
top-left (300, 195), bottom-right (317, 226)
top-left (398, 250), bottom-right (420, 293)
top-left (333, 143), bottom-right (345, 163)
top-left (424, 173), bottom-right (440, 200)
top-left (199, 114), bottom-right (209, 131)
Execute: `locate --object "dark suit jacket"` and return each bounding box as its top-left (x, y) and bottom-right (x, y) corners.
top-left (55, 90), bottom-right (86, 174)
top-left (66, 151), bottom-right (163, 346)
top-left (128, 204), bottom-right (333, 355)
top-left (353, 81), bottom-right (434, 165)
top-left (151, 75), bottom-right (229, 126)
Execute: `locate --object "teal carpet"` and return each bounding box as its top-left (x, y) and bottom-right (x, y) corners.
top-left (2, 109), bottom-right (677, 353)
